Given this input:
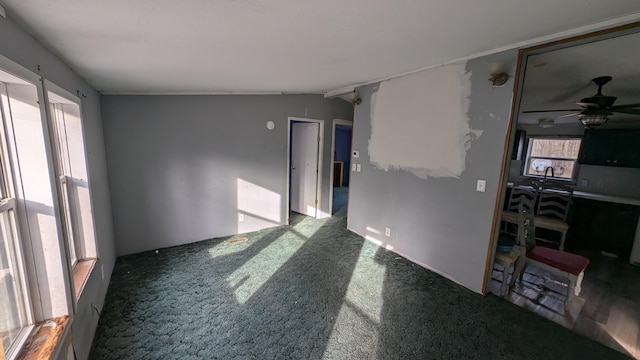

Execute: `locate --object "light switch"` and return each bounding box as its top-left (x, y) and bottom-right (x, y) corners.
top-left (356, 164), bottom-right (361, 172)
top-left (352, 150), bottom-right (360, 158)
top-left (476, 179), bottom-right (486, 192)
top-left (352, 163), bottom-right (357, 172)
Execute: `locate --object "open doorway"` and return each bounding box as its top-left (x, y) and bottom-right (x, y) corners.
top-left (488, 24), bottom-right (640, 358)
top-left (287, 118), bottom-right (324, 222)
top-left (329, 119), bottom-right (353, 217)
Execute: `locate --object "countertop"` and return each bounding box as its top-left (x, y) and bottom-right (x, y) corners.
top-left (572, 191), bottom-right (640, 206)
top-left (506, 182), bottom-right (640, 206)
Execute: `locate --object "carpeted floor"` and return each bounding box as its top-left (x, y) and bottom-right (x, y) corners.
top-left (332, 186), bottom-right (348, 216)
top-left (91, 212), bottom-right (628, 359)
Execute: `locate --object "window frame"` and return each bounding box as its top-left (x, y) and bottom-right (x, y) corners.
top-left (0, 79), bottom-right (35, 360)
top-left (42, 80), bottom-right (99, 301)
top-left (43, 79), bottom-right (99, 269)
top-left (0, 54), bottom-right (85, 360)
top-left (522, 136), bottom-right (582, 181)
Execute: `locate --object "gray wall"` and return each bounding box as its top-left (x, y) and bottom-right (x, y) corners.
top-left (101, 94), bottom-right (352, 256)
top-left (0, 15), bottom-right (115, 360)
top-left (347, 50), bottom-right (518, 293)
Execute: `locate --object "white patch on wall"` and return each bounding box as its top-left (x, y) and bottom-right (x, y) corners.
top-left (368, 63), bottom-right (477, 179)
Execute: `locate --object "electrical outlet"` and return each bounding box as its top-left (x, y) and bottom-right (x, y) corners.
top-left (238, 213), bottom-right (245, 222)
top-left (385, 227), bottom-right (391, 237)
top-left (581, 179), bottom-right (589, 187)
top-left (476, 179), bottom-right (486, 192)
top-left (356, 164), bottom-right (361, 172)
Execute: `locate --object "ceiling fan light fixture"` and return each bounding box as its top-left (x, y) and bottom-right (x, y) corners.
top-left (538, 118), bottom-right (555, 128)
top-left (489, 72), bottom-right (510, 87)
top-left (580, 112), bottom-right (609, 127)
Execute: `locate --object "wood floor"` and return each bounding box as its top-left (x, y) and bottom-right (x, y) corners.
top-left (490, 249), bottom-right (640, 359)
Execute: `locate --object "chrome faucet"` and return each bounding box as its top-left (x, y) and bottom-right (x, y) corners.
top-left (543, 166), bottom-right (555, 181)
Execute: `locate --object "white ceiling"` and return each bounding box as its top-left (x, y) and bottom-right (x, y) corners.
top-left (518, 30), bottom-right (640, 127)
top-left (2, 1), bottom-right (640, 94)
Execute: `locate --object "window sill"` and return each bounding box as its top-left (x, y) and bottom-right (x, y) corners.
top-left (16, 316), bottom-right (70, 360)
top-left (73, 258), bottom-right (96, 300)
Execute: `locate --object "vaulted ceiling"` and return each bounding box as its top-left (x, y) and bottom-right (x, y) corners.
top-left (2, 1), bottom-right (640, 94)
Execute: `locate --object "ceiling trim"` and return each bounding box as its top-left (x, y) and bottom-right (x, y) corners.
top-left (324, 12), bottom-right (640, 98)
top-left (99, 91), bottom-right (324, 96)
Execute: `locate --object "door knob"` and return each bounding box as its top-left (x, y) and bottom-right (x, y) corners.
top-left (291, 166), bottom-right (296, 170)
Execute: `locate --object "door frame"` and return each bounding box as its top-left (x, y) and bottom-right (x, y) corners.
top-left (286, 117), bottom-right (324, 223)
top-left (481, 22), bottom-right (640, 293)
top-left (328, 119), bottom-right (353, 216)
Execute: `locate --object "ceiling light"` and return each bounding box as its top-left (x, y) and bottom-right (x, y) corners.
top-left (580, 112), bottom-right (609, 127)
top-left (489, 72), bottom-right (510, 87)
top-left (538, 118), bottom-right (554, 128)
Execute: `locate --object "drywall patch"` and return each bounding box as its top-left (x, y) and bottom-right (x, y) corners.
top-left (368, 63), bottom-right (477, 179)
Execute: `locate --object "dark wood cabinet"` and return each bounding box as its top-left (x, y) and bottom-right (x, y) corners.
top-left (567, 198), bottom-right (639, 260)
top-left (614, 130), bottom-right (640, 167)
top-left (579, 129), bottom-right (640, 167)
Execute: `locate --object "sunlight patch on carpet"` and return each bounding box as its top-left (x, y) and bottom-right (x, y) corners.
top-left (226, 231), bottom-right (306, 304)
top-left (291, 215), bottom-right (326, 238)
top-left (208, 236), bottom-right (256, 258)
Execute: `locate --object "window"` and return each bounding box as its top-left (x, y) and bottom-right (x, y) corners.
top-left (46, 85), bottom-right (98, 272)
top-left (523, 137), bottom-right (582, 180)
top-left (0, 61), bottom-right (97, 359)
top-left (0, 78), bottom-right (34, 360)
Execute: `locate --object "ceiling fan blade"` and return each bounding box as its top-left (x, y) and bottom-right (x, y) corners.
top-left (522, 109), bottom-right (582, 114)
top-left (609, 103), bottom-right (640, 110)
top-left (611, 108), bottom-right (640, 116)
top-left (610, 117), bottom-right (640, 121)
top-left (557, 112), bottom-right (582, 119)
top-left (575, 102), bottom-right (602, 108)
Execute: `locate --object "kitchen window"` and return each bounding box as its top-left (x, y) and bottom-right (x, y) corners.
top-left (523, 137), bottom-right (582, 180)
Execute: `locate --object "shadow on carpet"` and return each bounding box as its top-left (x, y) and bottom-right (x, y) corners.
top-left (91, 214), bottom-right (629, 359)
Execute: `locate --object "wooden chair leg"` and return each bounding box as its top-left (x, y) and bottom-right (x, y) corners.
top-left (519, 263), bottom-right (528, 284)
top-left (510, 257), bottom-right (525, 288)
top-left (573, 271), bottom-right (584, 296)
top-left (500, 267), bottom-right (509, 297)
top-left (559, 230), bottom-right (567, 251)
top-left (565, 271), bottom-right (586, 311)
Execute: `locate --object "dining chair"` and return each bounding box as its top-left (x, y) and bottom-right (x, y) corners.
top-left (495, 190), bottom-right (537, 297)
top-left (505, 179), bottom-right (540, 213)
top-left (535, 181), bottom-right (573, 250)
top-left (502, 179), bottom-right (539, 235)
top-left (514, 197), bottom-right (589, 311)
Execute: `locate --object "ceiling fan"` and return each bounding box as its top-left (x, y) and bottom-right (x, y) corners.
top-left (522, 76), bottom-right (640, 127)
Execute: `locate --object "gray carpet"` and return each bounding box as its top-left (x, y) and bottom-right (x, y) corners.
top-left (332, 186), bottom-right (348, 216)
top-left (91, 213), bottom-right (628, 359)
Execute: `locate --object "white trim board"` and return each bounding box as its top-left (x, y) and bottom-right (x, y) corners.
top-left (286, 117), bottom-right (325, 223)
top-left (328, 119), bottom-right (353, 217)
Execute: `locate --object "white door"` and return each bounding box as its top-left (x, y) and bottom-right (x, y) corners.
top-left (291, 122), bottom-right (320, 217)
